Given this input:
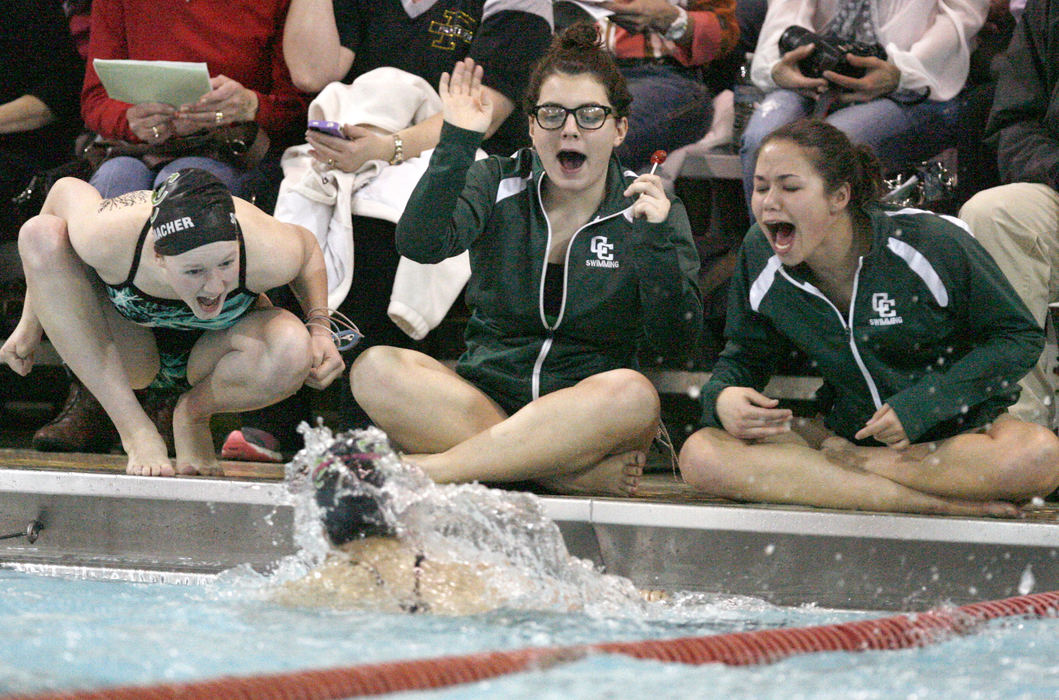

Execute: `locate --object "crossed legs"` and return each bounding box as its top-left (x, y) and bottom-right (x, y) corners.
top-left (350, 346), bottom-right (659, 495)
top-left (679, 415), bottom-right (1059, 516)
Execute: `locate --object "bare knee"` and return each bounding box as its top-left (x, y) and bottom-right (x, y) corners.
top-left (18, 215), bottom-right (72, 270)
top-left (678, 428), bottom-right (731, 493)
top-left (990, 421), bottom-right (1059, 499)
top-left (349, 345), bottom-right (410, 404)
top-left (584, 369), bottom-right (660, 437)
top-left (260, 317), bottom-right (313, 393)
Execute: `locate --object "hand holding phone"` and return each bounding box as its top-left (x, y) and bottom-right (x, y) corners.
top-left (308, 120), bottom-right (349, 139)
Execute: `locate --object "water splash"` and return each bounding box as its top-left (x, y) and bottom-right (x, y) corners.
top-left (271, 424), bottom-right (650, 617)
top-left (1018, 564), bottom-right (1035, 596)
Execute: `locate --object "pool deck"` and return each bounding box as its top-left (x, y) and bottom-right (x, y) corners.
top-left (0, 448), bottom-right (1056, 611)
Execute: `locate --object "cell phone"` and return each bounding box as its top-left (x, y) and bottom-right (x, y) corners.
top-left (307, 120), bottom-right (348, 139)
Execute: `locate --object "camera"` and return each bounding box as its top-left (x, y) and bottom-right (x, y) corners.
top-left (778, 25), bottom-right (887, 82)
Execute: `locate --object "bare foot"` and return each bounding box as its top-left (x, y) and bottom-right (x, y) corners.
top-left (536, 450), bottom-right (645, 497)
top-left (932, 497), bottom-right (1020, 518)
top-left (819, 437), bottom-right (1020, 517)
top-left (123, 427), bottom-right (174, 476)
top-left (172, 399), bottom-right (222, 476)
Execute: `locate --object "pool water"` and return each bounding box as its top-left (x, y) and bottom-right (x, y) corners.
top-left (2, 569), bottom-right (1058, 698)
top-left (2, 427), bottom-right (1058, 698)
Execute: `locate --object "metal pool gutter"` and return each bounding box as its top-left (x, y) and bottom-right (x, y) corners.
top-left (0, 469), bottom-right (296, 575)
top-left (540, 496), bottom-right (1059, 610)
top-left (0, 467), bottom-right (1057, 611)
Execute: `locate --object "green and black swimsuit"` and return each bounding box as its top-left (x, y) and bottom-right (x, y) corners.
top-left (103, 217), bottom-right (259, 391)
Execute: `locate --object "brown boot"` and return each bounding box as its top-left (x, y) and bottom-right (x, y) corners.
top-left (32, 377), bottom-right (118, 453)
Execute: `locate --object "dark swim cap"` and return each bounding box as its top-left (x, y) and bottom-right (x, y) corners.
top-left (150, 168), bottom-right (240, 256)
top-left (312, 434), bottom-right (394, 545)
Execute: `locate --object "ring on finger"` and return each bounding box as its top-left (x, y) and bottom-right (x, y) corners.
top-left (151, 125), bottom-right (160, 139)
top-left (327, 158), bottom-right (335, 168)
top-left (215, 111), bottom-right (224, 124)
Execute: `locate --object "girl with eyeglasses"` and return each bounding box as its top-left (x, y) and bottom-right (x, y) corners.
top-left (348, 24), bottom-right (702, 496)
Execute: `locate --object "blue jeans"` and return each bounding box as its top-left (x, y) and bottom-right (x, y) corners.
top-left (617, 63), bottom-right (713, 172)
top-left (90, 155), bottom-right (243, 198)
top-left (738, 89), bottom-right (962, 210)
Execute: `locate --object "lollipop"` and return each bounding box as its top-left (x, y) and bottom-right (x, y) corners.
top-left (649, 150), bottom-right (667, 175)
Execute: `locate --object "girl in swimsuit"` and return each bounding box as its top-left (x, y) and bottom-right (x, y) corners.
top-left (1, 168), bottom-right (345, 476)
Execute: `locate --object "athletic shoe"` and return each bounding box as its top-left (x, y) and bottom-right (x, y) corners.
top-left (221, 427), bottom-right (283, 463)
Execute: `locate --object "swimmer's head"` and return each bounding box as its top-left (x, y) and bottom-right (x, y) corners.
top-left (150, 168), bottom-right (240, 256)
top-left (312, 435), bottom-right (395, 545)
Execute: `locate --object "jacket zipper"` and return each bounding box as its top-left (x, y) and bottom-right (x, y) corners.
top-left (780, 257), bottom-right (883, 409)
top-left (530, 173), bottom-right (634, 400)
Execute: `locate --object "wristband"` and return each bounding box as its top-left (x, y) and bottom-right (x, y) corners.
top-left (664, 5), bottom-right (688, 42)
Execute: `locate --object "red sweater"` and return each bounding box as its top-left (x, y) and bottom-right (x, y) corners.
top-left (81, 0), bottom-right (308, 143)
top-left (599, 0), bottom-right (739, 67)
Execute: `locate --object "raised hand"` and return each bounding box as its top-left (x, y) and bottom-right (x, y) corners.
top-left (439, 58), bottom-right (493, 134)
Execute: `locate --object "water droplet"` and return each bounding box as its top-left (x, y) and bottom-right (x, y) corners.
top-left (1018, 564), bottom-right (1035, 595)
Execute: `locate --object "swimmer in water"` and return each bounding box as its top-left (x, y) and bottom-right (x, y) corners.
top-left (278, 429), bottom-right (668, 614)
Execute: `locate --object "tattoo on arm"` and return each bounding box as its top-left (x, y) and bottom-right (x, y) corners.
top-left (97, 190), bottom-right (150, 212)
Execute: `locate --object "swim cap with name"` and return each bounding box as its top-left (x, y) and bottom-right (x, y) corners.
top-left (150, 168), bottom-right (240, 256)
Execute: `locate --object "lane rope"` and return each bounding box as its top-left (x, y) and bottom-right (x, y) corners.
top-left (8, 590), bottom-right (1058, 700)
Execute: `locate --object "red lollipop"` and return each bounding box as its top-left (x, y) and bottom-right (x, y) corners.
top-left (649, 150), bottom-right (667, 174)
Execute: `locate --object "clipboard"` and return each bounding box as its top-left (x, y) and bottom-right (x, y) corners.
top-left (93, 59), bottom-right (212, 106)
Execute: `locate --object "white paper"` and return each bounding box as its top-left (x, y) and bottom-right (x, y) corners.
top-left (565, 0), bottom-right (613, 20)
top-left (93, 59), bottom-right (211, 107)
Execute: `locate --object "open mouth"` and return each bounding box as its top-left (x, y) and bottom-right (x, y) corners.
top-left (557, 150), bottom-right (586, 173)
top-left (765, 221), bottom-right (796, 252)
top-left (198, 293), bottom-right (223, 315)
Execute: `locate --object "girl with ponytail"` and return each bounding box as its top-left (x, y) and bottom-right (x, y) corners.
top-left (680, 118), bottom-right (1059, 516)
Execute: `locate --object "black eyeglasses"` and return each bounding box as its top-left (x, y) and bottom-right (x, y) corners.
top-left (531, 103), bottom-right (614, 130)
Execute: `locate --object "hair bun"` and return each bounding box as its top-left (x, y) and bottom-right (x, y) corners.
top-left (558, 21), bottom-right (603, 51)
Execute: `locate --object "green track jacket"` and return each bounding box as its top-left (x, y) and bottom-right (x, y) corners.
top-left (397, 123), bottom-right (702, 413)
top-left (700, 205), bottom-right (1043, 444)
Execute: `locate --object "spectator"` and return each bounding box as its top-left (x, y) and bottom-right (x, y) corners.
top-left (32, 0), bottom-right (311, 455)
top-left (738, 0), bottom-right (987, 209)
top-left (81, 0), bottom-right (308, 206)
top-left (1, 169), bottom-right (343, 476)
top-left (958, 0), bottom-right (1059, 430)
top-left (0, 0), bottom-right (84, 241)
top-left (225, 0), bottom-right (553, 459)
top-left (953, 0), bottom-right (1016, 206)
top-left (350, 30), bottom-right (702, 495)
top-left (679, 119), bottom-right (1059, 515)
top-left (591, 0), bottom-right (740, 172)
